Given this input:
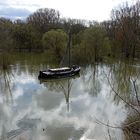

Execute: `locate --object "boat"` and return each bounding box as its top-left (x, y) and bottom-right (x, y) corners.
top-left (38, 28), bottom-right (80, 79)
top-left (38, 65), bottom-right (80, 79)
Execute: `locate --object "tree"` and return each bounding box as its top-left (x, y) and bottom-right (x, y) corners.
top-left (111, 1), bottom-right (140, 58)
top-left (79, 26), bottom-right (111, 62)
top-left (60, 18), bottom-right (86, 34)
top-left (12, 22), bottom-right (42, 52)
top-left (27, 8), bottom-right (61, 34)
top-left (0, 18), bottom-right (13, 51)
top-left (42, 29), bottom-right (68, 59)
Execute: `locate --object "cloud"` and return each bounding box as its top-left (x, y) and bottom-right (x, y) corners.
top-left (0, 2), bottom-right (39, 7)
top-left (0, 0), bottom-right (134, 21)
top-left (0, 7), bottom-right (32, 19)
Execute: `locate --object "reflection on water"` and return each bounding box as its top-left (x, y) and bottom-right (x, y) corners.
top-left (0, 54), bottom-right (140, 140)
top-left (0, 55), bottom-right (14, 104)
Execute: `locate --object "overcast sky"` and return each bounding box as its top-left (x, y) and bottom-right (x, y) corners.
top-left (0, 0), bottom-right (136, 21)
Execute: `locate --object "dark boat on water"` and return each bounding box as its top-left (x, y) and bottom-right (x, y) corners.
top-left (38, 65), bottom-right (80, 79)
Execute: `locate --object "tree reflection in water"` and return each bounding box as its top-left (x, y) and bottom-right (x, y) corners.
top-left (39, 75), bottom-right (80, 112)
top-left (0, 54), bottom-right (14, 103)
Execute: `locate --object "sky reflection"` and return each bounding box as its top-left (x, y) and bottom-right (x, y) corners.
top-left (0, 65), bottom-right (128, 140)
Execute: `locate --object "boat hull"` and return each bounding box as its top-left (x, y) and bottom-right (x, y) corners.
top-left (38, 66), bottom-right (80, 79)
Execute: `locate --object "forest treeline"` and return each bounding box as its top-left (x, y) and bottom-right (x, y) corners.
top-left (0, 1), bottom-right (140, 63)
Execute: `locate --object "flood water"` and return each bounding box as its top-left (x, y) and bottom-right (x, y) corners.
top-left (0, 53), bottom-right (140, 140)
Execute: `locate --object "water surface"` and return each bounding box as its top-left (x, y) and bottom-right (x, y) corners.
top-left (0, 53), bottom-right (140, 140)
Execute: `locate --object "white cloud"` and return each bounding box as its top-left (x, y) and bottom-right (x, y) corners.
top-left (0, 0), bottom-right (134, 21)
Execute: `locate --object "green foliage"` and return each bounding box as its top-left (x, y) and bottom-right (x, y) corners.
top-left (42, 29), bottom-right (68, 59)
top-left (0, 18), bottom-right (13, 51)
top-left (72, 25), bottom-right (111, 63)
top-left (12, 23), bottom-right (42, 52)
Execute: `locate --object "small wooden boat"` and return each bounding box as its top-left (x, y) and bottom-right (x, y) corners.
top-left (38, 65), bottom-right (80, 79)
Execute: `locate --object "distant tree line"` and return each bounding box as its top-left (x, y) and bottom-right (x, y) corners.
top-left (0, 1), bottom-right (140, 63)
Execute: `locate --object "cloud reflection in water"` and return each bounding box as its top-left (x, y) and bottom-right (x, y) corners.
top-left (0, 66), bottom-right (127, 140)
